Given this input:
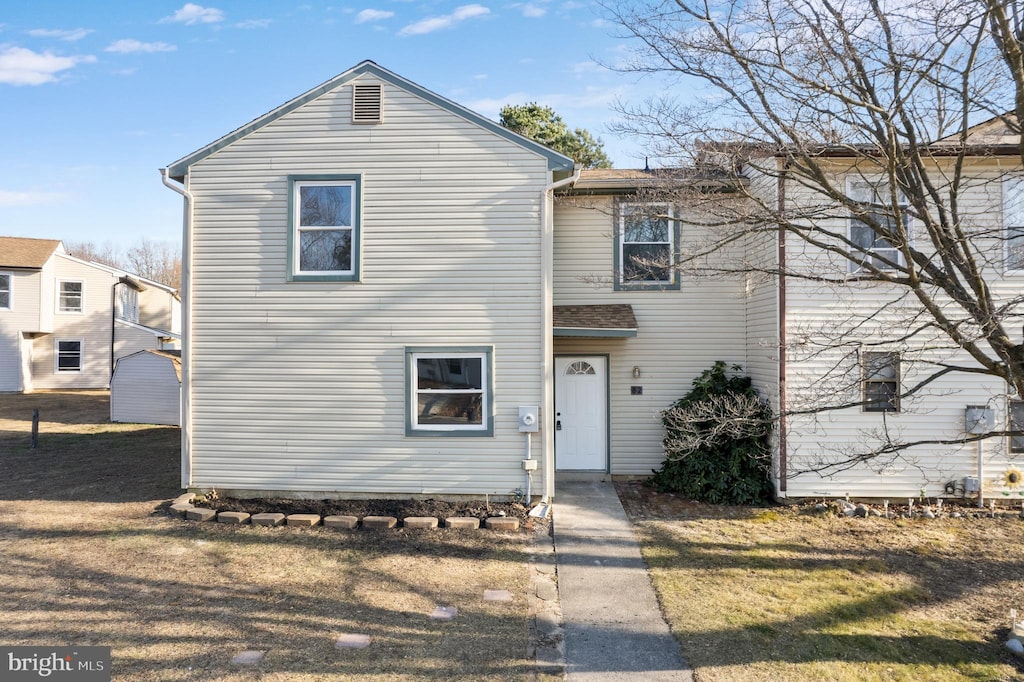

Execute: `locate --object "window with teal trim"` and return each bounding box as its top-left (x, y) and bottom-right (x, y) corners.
top-left (616, 202), bottom-right (678, 289)
top-left (406, 347), bottom-right (493, 436)
top-left (289, 176), bottom-right (360, 281)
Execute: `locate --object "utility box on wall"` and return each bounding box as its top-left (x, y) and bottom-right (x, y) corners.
top-left (965, 405), bottom-right (994, 434)
top-left (518, 406), bottom-right (539, 433)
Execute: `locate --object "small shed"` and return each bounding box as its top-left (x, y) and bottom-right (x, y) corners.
top-left (110, 349), bottom-right (181, 426)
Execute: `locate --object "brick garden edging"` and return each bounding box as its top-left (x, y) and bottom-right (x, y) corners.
top-left (168, 493), bottom-right (522, 532)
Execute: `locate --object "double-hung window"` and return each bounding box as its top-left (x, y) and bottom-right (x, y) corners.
top-left (848, 179), bottom-right (910, 272)
top-left (616, 202), bottom-right (679, 289)
top-left (289, 175), bottom-right (361, 281)
top-left (406, 347), bottom-right (493, 436)
top-left (862, 351), bottom-right (900, 412)
top-left (58, 280), bottom-right (83, 313)
top-left (1010, 400), bottom-right (1024, 453)
top-left (56, 339), bottom-right (83, 373)
top-left (0, 272), bottom-right (10, 310)
top-left (1004, 176), bottom-right (1024, 271)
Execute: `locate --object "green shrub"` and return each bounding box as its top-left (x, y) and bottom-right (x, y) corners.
top-left (649, 361), bottom-right (775, 505)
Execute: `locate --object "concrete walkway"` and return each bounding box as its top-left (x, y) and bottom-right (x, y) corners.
top-left (553, 480), bottom-right (693, 681)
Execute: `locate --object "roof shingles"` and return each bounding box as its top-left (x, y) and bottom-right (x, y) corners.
top-left (0, 237), bottom-right (61, 269)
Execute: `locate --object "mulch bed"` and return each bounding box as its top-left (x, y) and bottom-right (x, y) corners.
top-left (196, 495), bottom-right (536, 524)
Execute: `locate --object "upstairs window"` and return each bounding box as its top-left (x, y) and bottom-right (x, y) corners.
top-left (288, 176), bottom-right (361, 282)
top-left (58, 280), bottom-right (83, 313)
top-left (117, 286), bottom-right (138, 323)
top-left (1004, 176), bottom-right (1024, 271)
top-left (615, 202), bottom-right (679, 290)
top-left (848, 180), bottom-right (910, 272)
top-left (862, 351), bottom-right (900, 412)
top-left (406, 347), bottom-right (493, 436)
top-left (0, 272), bottom-right (10, 310)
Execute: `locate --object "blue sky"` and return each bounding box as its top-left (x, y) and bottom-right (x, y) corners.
top-left (0, 1), bottom-right (657, 247)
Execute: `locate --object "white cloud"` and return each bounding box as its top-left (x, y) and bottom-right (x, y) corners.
top-left (399, 4), bottom-right (489, 36)
top-left (235, 18), bottom-right (272, 29)
top-left (161, 4), bottom-right (225, 25)
top-left (0, 46), bottom-right (96, 86)
top-left (355, 9), bottom-right (395, 24)
top-left (105, 39), bottom-right (176, 54)
top-left (27, 28), bottom-right (93, 41)
top-left (522, 4), bottom-right (546, 18)
top-left (0, 189), bottom-right (69, 207)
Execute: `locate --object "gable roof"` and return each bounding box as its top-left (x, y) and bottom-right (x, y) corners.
top-left (165, 60), bottom-right (575, 180)
top-left (0, 236), bottom-right (62, 269)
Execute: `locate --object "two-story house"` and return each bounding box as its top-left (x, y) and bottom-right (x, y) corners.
top-left (162, 61), bottom-right (1024, 502)
top-left (0, 236), bottom-right (181, 393)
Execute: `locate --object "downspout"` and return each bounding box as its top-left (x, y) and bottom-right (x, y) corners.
top-left (777, 163), bottom-right (789, 496)
top-left (541, 164), bottom-right (582, 503)
top-left (111, 280), bottom-right (122, 382)
top-left (160, 168), bottom-right (194, 489)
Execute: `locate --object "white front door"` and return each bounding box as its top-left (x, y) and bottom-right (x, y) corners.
top-left (554, 356), bottom-right (608, 471)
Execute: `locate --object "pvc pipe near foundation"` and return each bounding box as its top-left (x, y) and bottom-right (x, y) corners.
top-left (978, 439), bottom-right (984, 508)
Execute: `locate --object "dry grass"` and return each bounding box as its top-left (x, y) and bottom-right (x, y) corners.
top-left (0, 391), bottom-right (539, 681)
top-left (617, 481), bottom-right (1024, 682)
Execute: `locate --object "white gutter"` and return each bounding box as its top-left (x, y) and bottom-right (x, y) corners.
top-left (160, 169), bottom-right (194, 489)
top-left (541, 165), bottom-right (582, 503)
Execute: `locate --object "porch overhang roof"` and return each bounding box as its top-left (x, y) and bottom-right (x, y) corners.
top-left (553, 304), bottom-right (638, 338)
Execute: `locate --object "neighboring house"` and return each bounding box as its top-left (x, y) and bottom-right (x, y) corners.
top-left (161, 60), bottom-right (1024, 502)
top-left (111, 349), bottom-right (181, 426)
top-left (0, 236), bottom-right (181, 393)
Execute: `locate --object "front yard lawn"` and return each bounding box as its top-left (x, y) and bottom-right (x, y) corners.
top-left (618, 481), bottom-right (1024, 682)
top-left (0, 391), bottom-right (539, 681)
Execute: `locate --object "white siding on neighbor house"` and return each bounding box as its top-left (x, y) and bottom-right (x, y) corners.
top-left (184, 76), bottom-right (551, 496)
top-left (30, 256), bottom-right (119, 390)
top-left (777, 160), bottom-right (1024, 499)
top-left (111, 351), bottom-right (181, 426)
top-left (553, 198), bottom-right (748, 475)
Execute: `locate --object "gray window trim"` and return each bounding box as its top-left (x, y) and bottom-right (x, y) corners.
top-left (405, 346), bottom-right (494, 437)
top-left (613, 201), bottom-right (681, 291)
top-left (861, 350), bottom-right (900, 413)
top-left (287, 174), bottom-right (362, 282)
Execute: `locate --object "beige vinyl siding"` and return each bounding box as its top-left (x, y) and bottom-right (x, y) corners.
top-left (553, 199), bottom-right (748, 475)
top-left (184, 76), bottom-right (550, 496)
top-left (779, 160), bottom-right (1024, 499)
top-left (111, 351), bottom-right (181, 425)
top-left (138, 287), bottom-right (178, 332)
top-left (0, 269), bottom-right (42, 391)
top-left (31, 257), bottom-right (119, 389)
top-left (114, 321), bottom-right (163, 359)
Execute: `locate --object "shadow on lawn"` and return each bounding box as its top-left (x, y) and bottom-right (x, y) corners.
top-left (625, 519), bottom-right (1024, 675)
top-left (0, 524), bottom-right (536, 680)
top-left (0, 427), bottom-right (181, 503)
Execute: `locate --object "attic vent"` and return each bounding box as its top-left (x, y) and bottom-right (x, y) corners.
top-left (352, 84), bottom-right (383, 124)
